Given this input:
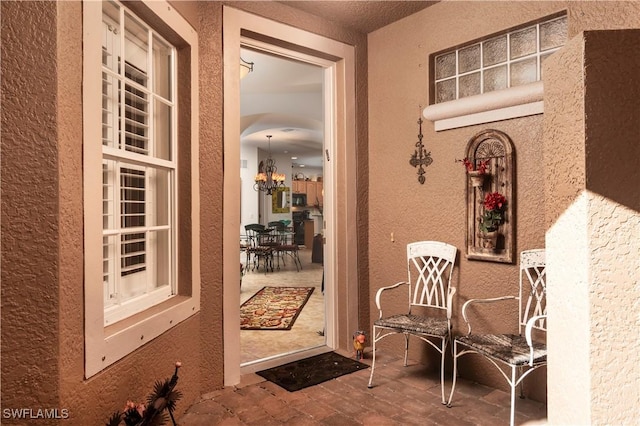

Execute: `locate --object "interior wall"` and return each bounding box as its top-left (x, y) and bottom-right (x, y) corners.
top-left (240, 144), bottom-right (260, 230)
top-left (367, 0), bottom-right (640, 401)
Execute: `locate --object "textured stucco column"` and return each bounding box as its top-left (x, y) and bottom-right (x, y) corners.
top-left (544, 30), bottom-right (640, 424)
top-left (1, 1), bottom-right (62, 413)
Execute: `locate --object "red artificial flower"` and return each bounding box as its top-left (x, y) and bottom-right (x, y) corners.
top-left (477, 159), bottom-right (489, 174)
top-left (462, 158), bottom-right (489, 174)
top-left (483, 192), bottom-right (506, 212)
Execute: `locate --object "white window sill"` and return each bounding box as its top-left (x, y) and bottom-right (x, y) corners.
top-left (423, 81), bottom-right (544, 131)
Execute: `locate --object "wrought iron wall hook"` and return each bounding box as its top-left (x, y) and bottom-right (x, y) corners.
top-left (409, 116), bottom-right (433, 184)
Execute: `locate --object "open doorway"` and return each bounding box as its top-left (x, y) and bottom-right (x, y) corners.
top-left (223, 6), bottom-right (359, 386)
top-left (239, 48), bottom-right (326, 367)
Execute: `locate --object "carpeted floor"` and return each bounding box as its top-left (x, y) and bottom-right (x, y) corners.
top-left (255, 351), bottom-right (368, 392)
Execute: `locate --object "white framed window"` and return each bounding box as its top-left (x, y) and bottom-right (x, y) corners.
top-left (424, 13), bottom-right (567, 131)
top-left (84, 0), bottom-right (199, 378)
top-left (100, 0), bottom-right (176, 325)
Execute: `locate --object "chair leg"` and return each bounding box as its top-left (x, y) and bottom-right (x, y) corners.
top-left (439, 338), bottom-right (447, 405)
top-left (446, 340), bottom-right (459, 407)
top-left (509, 366), bottom-right (517, 426)
top-left (367, 327), bottom-right (377, 388)
top-left (403, 333), bottom-right (409, 367)
top-left (518, 365), bottom-right (525, 399)
top-left (293, 251), bottom-right (301, 271)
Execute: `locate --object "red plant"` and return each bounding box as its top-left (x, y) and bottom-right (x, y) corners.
top-left (480, 192), bottom-right (507, 233)
top-left (461, 158), bottom-right (489, 174)
top-left (483, 191), bottom-right (506, 211)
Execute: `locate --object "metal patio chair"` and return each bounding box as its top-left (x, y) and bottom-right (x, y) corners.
top-left (367, 241), bottom-right (457, 405)
top-left (447, 249), bottom-right (547, 426)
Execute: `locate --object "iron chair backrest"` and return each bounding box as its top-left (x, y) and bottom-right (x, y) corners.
top-left (268, 221), bottom-right (287, 235)
top-left (407, 241), bottom-right (457, 314)
top-left (244, 224), bottom-right (266, 247)
top-left (268, 221), bottom-right (285, 230)
top-left (519, 249), bottom-right (547, 334)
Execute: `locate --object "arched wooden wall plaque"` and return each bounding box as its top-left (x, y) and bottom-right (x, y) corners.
top-left (465, 129), bottom-right (515, 263)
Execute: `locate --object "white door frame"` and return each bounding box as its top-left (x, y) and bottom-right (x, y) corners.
top-left (222, 6), bottom-right (359, 386)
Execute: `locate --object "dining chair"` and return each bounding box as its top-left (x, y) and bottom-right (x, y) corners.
top-left (244, 223), bottom-right (274, 272)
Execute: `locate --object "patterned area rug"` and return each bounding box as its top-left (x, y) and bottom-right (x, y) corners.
top-left (240, 286), bottom-right (315, 330)
top-left (256, 351), bottom-right (368, 392)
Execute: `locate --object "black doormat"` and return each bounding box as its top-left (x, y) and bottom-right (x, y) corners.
top-left (256, 351), bottom-right (368, 392)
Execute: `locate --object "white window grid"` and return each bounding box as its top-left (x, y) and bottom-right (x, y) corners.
top-left (101, 1), bottom-right (177, 324)
top-left (434, 15), bottom-right (567, 103)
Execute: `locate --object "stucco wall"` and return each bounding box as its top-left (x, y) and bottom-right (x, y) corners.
top-left (367, 0), bottom-right (640, 402)
top-left (1, 1), bottom-right (207, 423)
top-left (582, 30), bottom-right (640, 422)
top-left (5, 0), bottom-right (638, 422)
top-left (1, 1), bottom-right (62, 414)
top-left (1, 0), bottom-right (369, 423)
top-left (545, 29), bottom-right (640, 423)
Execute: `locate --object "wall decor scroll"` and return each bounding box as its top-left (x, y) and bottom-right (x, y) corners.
top-left (409, 117), bottom-right (433, 184)
top-left (465, 129), bottom-right (514, 263)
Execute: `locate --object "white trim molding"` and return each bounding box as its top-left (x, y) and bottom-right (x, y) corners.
top-left (423, 81), bottom-right (544, 131)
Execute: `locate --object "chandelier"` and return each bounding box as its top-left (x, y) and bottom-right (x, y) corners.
top-left (254, 135), bottom-right (285, 195)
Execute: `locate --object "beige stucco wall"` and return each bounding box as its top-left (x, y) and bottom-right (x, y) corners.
top-left (1, 1), bottom-right (62, 414)
top-left (367, 0), bottom-right (640, 404)
top-left (4, 0), bottom-right (638, 422)
top-left (582, 30), bottom-right (640, 422)
top-left (545, 29), bottom-right (640, 423)
top-left (1, 0), bottom-right (368, 423)
top-left (1, 1), bottom-right (208, 423)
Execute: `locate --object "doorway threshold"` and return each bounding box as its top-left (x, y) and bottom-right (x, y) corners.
top-left (240, 344), bottom-right (331, 374)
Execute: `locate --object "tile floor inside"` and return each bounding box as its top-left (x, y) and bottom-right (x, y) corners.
top-left (240, 247), bottom-right (325, 364)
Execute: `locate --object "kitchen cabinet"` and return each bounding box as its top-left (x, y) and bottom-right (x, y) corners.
top-left (292, 180), bottom-right (306, 193)
top-left (292, 180), bottom-right (323, 206)
top-left (305, 181), bottom-right (323, 206)
top-left (305, 182), bottom-right (318, 205)
top-left (316, 182), bottom-right (323, 206)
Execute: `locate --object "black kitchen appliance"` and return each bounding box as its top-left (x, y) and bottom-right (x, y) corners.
top-left (292, 193), bottom-right (307, 207)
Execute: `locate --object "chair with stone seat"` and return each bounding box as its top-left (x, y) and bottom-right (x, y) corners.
top-left (367, 240), bottom-right (457, 405)
top-left (447, 248), bottom-right (547, 426)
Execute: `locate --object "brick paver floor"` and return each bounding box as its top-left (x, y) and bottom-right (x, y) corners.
top-left (178, 351), bottom-right (547, 425)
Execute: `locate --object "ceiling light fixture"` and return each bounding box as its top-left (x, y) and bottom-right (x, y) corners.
top-left (240, 57), bottom-right (254, 79)
top-left (254, 135), bottom-right (286, 195)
